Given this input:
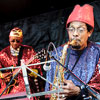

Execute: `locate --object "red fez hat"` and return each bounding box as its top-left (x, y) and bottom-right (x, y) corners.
top-left (66, 4), bottom-right (94, 28)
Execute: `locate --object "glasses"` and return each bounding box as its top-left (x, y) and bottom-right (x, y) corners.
top-left (10, 39), bottom-right (20, 43)
top-left (67, 27), bottom-right (87, 34)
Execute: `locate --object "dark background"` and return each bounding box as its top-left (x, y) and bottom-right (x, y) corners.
top-left (0, 0), bottom-right (100, 52)
top-left (0, 0), bottom-right (95, 23)
top-left (0, 0), bottom-right (100, 92)
top-left (0, 0), bottom-right (100, 98)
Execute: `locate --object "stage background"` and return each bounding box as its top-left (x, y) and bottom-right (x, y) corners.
top-left (0, 1), bottom-right (100, 52)
top-left (0, 1), bottom-right (100, 78)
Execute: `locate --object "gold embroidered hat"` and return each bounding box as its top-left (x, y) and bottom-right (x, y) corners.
top-left (9, 27), bottom-right (23, 37)
top-left (66, 4), bottom-right (94, 28)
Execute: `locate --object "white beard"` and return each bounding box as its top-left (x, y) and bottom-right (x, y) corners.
top-left (10, 46), bottom-right (20, 56)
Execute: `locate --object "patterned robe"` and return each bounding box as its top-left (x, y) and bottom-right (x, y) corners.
top-left (0, 45), bottom-right (44, 100)
top-left (45, 41), bottom-right (100, 99)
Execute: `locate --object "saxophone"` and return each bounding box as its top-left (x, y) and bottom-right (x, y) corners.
top-left (50, 42), bottom-right (70, 100)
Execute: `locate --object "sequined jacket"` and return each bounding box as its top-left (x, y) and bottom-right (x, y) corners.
top-left (0, 45), bottom-right (44, 100)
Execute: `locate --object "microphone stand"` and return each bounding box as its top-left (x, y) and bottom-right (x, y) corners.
top-left (48, 52), bottom-right (100, 100)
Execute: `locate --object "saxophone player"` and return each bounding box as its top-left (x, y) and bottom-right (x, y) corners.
top-left (45, 4), bottom-right (100, 100)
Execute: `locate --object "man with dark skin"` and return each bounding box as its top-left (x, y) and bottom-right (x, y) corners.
top-left (45, 4), bottom-right (100, 100)
top-left (0, 27), bottom-right (44, 100)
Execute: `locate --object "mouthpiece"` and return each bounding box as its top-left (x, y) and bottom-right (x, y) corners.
top-left (69, 40), bottom-right (77, 46)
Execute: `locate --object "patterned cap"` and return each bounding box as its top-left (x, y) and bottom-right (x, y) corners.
top-left (9, 27), bottom-right (23, 37)
top-left (66, 4), bottom-right (94, 28)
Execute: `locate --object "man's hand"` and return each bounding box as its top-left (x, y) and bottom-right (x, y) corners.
top-left (56, 79), bottom-right (81, 99)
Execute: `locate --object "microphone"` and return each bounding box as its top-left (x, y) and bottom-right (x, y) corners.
top-left (43, 50), bottom-right (52, 71)
top-left (43, 42), bottom-right (54, 71)
top-left (43, 63), bottom-right (51, 71)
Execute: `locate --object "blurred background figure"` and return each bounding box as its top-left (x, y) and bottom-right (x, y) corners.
top-left (0, 27), bottom-right (45, 100)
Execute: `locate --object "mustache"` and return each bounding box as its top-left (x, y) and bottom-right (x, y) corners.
top-left (71, 39), bottom-right (81, 42)
top-left (70, 39), bottom-right (81, 45)
top-left (69, 39), bottom-right (82, 49)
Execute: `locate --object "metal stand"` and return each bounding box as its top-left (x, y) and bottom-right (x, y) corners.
top-left (49, 53), bottom-right (100, 100)
top-left (0, 60), bottom-right (63, 100)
